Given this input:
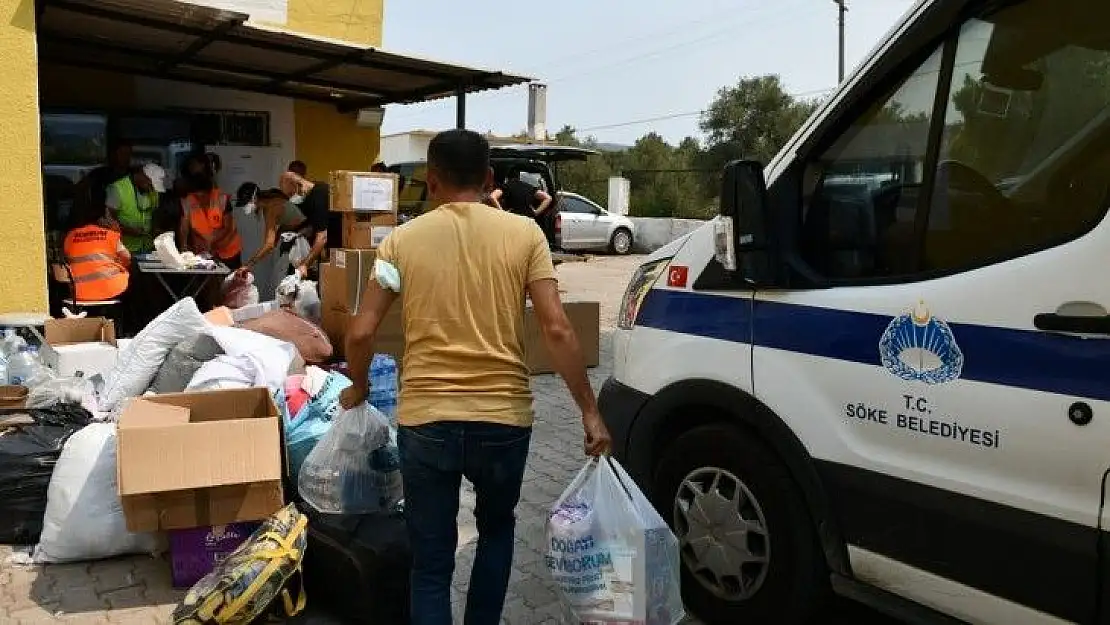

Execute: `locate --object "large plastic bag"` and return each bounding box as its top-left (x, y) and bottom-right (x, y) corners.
top-left (204, 325), bottom-right (297, 392)
top-left (0, 404), bottom-right (93, 545)
top-left (276, 275), bottom-right (321, 325)
top-left (25, 375), bottom-right (95, 410)
top-left (546, 457), bottom-right (685, 625)
top-left (279, 370), bottom-right (351, 483)
top-left (101, 297), bottom-right (207, 412)
top-left (33, 423), bottom-right (162, 563)
top-left (298, 403), bottom-right (402, 515)
top-left (222, 271), bottom-right (260, 309)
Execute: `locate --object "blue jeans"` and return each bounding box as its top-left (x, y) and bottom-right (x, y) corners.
top-left (398, 421), bottom-right (532, 625)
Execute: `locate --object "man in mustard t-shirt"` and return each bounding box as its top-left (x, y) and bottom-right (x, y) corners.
top-left (340, 129), bottom-right (610, 625)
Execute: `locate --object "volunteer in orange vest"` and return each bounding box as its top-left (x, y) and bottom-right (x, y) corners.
top-left (178, 154), bottom-right (243, 270)
top-left (62, 203), bottom-right (131, 302)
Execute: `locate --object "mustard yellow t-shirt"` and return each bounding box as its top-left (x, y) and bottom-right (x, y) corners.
top-left (375, 202), bottom-right (557, 428)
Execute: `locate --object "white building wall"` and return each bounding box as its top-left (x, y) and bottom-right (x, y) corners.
top-left (131, 77), bottom-right (296, 175)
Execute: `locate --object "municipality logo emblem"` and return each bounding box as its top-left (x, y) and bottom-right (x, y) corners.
top-left (878, 301), bottom-right (963, 384)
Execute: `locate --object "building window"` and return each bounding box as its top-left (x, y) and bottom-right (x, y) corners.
top-left (185, 110), bottom-right (270, 146)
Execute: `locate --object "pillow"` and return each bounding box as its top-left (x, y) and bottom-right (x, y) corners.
top-left (148, 334), bottom-right (224, 394)
top-left (241, 310), bottom-right (333, 364)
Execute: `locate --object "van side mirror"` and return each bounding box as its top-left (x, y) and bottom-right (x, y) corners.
top-left (716, 160), bottom-right (780, 285)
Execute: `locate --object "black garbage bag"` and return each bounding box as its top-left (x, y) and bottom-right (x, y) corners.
top-left (0, 404), bottom-right (93, 545)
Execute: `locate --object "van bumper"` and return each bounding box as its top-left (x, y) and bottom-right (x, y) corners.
top-left (597, 377), bottom-right (651, 465)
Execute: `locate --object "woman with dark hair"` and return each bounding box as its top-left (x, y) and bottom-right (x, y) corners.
top-left (178, 154), bottom-right (242, 270)
top-left (233, 182), bottom-right (308, 279)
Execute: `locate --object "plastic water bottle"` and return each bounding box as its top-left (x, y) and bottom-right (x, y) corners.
top-left (368, 354), bottom-right (398, 424)
top-left (7, 346), bottom-right (37, 386)
top-left (0, 329), bottom-right (26, 359)
top-left (0, 354), bottom-right (9, 385)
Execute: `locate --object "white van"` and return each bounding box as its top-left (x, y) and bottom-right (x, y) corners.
top-left (598, 1), bottom-right (1110, 624)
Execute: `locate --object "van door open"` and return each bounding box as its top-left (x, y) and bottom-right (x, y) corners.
top-left (751, 1), bottom-right (1110, 622)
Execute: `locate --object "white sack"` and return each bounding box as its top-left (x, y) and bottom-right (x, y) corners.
top-left (186, 354), bottom-right (259, 391)
top-left (33, 423), bottom-right (162, 563)
top-left (100, 298), bottom-right (208, 412)
top-left (204, 326), bottom-right (296, 392)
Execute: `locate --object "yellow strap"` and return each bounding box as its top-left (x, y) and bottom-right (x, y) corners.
top-left (280, 567), bottom-right (307, 617)
top-left (217, 514), bottom-right (309, 620)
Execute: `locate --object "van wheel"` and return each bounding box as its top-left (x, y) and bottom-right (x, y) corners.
top-left (609, 228), bottom-right (633, 255)
top-left (653, 424), bottom-right (826, 625)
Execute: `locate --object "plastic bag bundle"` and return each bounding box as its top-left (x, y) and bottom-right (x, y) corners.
top-left (222, 272), bottom-right (260, 310)
top-left (546, 457), bottom-right (685, 625)
top-left (297, 403), bottom-right (402, 515)
top-left (34, 423), bottom-right (162, 563)
top-left (275, 275), bottom-right (321, 325)
top-left (25, 375), bottom-right (94, 410)
top-left (368, 354), bottom-right (398, 424)
top-left (280, 370), bottom-right (352, 482)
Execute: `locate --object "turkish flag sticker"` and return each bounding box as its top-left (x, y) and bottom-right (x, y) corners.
top-left (667, 265), bottom-right (689, 288)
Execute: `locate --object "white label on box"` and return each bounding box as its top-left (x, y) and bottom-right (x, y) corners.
top-left (335, 250), bottom-right (347, 269)
top-left (371, 226), bottom-right (394, 247)
top-left (352, 175), bottom-right (395, 212)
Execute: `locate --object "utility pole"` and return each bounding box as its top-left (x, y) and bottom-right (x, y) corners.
top-left (833, 0), bottom-right (847, 82)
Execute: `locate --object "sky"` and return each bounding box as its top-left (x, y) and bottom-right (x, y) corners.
top-left (379, 0), bottom-right (920, 145)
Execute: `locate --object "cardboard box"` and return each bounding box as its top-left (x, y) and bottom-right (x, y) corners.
top-left (321, 249), bottom-right (377, 314)
top-left (169, 521), bottom-right (261, 588)
top-left (40, 317), bottom-right (118, 378)
top-left (343, 213), bottom-right (397, 250)
top-left (116, 388), bottom-right (284, 533)
top-left (322, 306), bottom-right (404, 360)
top-left (329, 171), bottom-right (400, 213)
top-left (524, 300), bottom-right (601, 374)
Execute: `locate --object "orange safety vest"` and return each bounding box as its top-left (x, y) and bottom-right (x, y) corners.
top-left (186, 189), bottom-right (242, 259)
top-left (63, 225), bottom-right (130, 302)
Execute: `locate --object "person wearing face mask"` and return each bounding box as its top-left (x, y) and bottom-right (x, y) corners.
top-left (233, 183), bottom-right (307, 280)
top-left (278, 171), bottom-right (330, 278)
top-left (104, 162), bottom-right (167, 253)
top-left (178, 155), bottom-right (243, 270)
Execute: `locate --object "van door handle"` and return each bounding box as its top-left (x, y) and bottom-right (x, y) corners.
top-left (1034, 313), bottom-right (1110, 334)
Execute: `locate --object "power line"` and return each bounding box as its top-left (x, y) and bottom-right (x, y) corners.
top-left (385, 0), bottom-right (810, 125)
top-left (571, 86), bottom-right (837, 134)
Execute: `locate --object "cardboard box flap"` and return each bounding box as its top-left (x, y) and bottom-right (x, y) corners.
top-left (44, 317), bottom-right (116, 346)
top-left (119, 399), bottom-right (191, 429)
top-left (141, 388), bottom-right (278, 422)
top-left (118, 418), bottom-right (281, 496)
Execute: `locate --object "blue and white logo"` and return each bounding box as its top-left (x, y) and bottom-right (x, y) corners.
top-left (879, 301), bottom-right (963, 384)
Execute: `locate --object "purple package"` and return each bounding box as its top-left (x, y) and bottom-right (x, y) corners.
top-left (169, 522), bottom-right (261, 588)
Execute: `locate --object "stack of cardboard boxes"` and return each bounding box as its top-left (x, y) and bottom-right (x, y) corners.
top-left (320, 170), bottom-right (601, 373)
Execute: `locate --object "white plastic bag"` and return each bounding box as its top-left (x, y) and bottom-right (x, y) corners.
top-left (25, 375), bottom-right (95, 409)
top-left (297, 403), bottom-right (402, 515)
top-left (546, 457), bottom-right (685, 625)
top-left (221, 272), bottom-right (260, 309)
top-left (288, 234), bottom-right (311, 267)
top-left (101, 298), bottom-right (208, 412)
top-left (33, 423), bottom-right (162, 563)
top-left (276, 275), bottom-right (321, 324)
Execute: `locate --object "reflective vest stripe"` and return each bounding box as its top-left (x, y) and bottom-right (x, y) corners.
top-left (68, 252), bottom-right (117, 264)
top-left (71, 267), bottom-right (124, 283)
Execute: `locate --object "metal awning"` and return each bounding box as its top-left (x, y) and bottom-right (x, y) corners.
top-left (34, 0), bottom-right (532, 122)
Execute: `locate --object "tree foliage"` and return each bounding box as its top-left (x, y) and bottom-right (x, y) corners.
top-left (553, 74), bottom-right (816, 219)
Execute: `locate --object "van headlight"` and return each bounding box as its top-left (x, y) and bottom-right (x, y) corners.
top-left (618, 259), bottom-right (670, 330)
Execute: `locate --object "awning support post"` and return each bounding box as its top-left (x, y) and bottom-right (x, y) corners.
top-left (456, 86), bottom-right (466, 129)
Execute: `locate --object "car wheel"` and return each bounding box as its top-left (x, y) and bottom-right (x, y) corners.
top-left (653, 424), bottom-right (827, 625)
top-left (609, 228), bottom-right (633, 255)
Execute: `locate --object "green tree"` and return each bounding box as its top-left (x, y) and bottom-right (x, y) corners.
top-left (699, 74), bottom-right (818, 172)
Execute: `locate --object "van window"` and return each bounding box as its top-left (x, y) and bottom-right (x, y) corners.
top-left (801, 0), bottom-right (1110, 281)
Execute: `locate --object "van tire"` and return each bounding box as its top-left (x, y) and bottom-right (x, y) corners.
top-left (653, 424), bottom-right (827, 625)
top-left (609, 228), bottom-right (633, 255)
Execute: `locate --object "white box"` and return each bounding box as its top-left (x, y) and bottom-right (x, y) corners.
top-left (46, 342), bottom-right (118, 378)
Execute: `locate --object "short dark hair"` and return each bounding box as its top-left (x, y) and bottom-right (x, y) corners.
top-left (427, 130), bottom-right (489, 189)
top-left (288, 160), bottom-right (307, 175)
